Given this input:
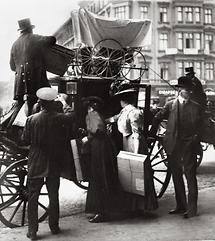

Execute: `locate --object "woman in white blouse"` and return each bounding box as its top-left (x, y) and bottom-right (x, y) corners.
top-left (108, 87), bottom-right (158, 213)
top-left (109, 88), bottom-right (148, 154)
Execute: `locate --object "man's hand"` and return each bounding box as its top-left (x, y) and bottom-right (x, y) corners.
top-left (82, 136), bottom-right (88, 144)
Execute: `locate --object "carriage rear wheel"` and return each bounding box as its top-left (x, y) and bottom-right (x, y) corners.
top-left (148, 136), bottom-right (171, 198)
top-left (0, 159), bottom-right (49, 228)
top-left (92, 39), bottom-right (125, 79)
top-left (120, 48), bottom-right (147, 82)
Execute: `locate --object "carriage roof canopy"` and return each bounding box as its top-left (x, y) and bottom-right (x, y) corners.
top-left (71, 8), bottom-right (152, 48)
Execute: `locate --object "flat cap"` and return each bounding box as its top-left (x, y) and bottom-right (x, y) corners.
top-left (36, 87), bottom-right (58, 101)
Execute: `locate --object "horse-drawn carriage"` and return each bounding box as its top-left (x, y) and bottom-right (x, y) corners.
top-left (1, 8), bottom-right (211, 228)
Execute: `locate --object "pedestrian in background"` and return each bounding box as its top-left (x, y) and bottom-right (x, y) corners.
top-left (22, 87), bottom-right (76, 240)
top-left (150, 76), bottom-right (203, 218)
top-left (81, 96), bottom-right (119, 223)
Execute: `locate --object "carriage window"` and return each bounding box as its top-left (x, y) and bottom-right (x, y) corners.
top-left (66, 82), bottom-right (77, 95)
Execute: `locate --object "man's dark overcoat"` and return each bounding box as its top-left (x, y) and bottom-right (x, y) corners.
top-left (22, 109), bottom-right (76, 179)
top-left (10, 32), bottom-right (56, 100)
top-left (154, 98), bottom-right (202, 155)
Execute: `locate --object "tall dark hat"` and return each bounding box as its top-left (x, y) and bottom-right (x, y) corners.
top-left (17, 18), bottom-right (35, 31)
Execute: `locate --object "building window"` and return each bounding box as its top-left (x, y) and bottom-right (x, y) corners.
top-left (205, 34), bottom-right (213, 51)
top-left (114, 6), bottom-right (128, 19)
top-left (185, 7), bottom-right (193, 22)
top-left (140, 6), bottom-right (148, 19)
top-left (185, 33), bottom-right (194, 48)
top-left (204, 8), bottom-right (212, 24)
top-left (184, 62), bottom-right (193, 69)
top-left (195, 7), bottom-right (201, 23)
top-left (195, 62), bottom-right (201, 78)
top-left (205, 63), bottom-right (214, 80)
top-left (195, 33), bottom-right (201, 50)
top-left (177, 33), bottom-right (183, 49)
top-left (177, 7), bottom-right (183, 22)
top-left (160, 7), bottom-right (167, 23)
top-left (177, 62), bottom-right (184, 77)
top-left (160, 63), bottom-right (168, 80)
top-left (159, 33), bottom-right (168, 50)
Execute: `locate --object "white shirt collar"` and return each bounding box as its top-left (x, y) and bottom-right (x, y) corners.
top-left (178, 95), bottom-right (189, 104)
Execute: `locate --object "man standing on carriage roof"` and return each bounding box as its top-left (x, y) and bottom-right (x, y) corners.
top-left (9, 18), bottom-right (56, 117)
top-left (149, 76), bottom-right (203, 219)
top-left (22, 87), bottom-right (77, 240)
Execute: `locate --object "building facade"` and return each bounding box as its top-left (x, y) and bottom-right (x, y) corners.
top-left (54, 0), bottom-right (215, 100)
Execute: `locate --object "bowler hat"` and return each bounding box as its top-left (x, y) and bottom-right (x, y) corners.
top-left (175, 76), bottom-right (193, 89)
top-left (17, 18), bottom-right (35, 31)
top-left (36, 87), bottom-right (58, 101)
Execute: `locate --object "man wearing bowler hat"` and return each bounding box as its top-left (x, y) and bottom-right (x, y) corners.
top-left (10, 18), bottom-right (56, 117)
top-left (22, 87), bottom-right (76, 240)
top-left (150, 76), bottom-right (203, 219)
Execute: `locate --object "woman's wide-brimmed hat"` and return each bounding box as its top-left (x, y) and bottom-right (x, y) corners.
top-left (110, 79), bottom-right (138, 97)
top-left (17, 18), bottom-right (35, 31)
top-left (36, 87), bottom-right (58, 101)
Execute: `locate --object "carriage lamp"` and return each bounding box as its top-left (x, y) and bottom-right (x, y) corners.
top-left (66, 82), bottom-right (77, 95)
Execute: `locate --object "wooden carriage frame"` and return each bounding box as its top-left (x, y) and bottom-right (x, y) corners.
top-left (0, 39), bottom-right (171, 228)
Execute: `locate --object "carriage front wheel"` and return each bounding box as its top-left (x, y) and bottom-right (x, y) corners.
top-left (0, 159), bottom-right (49, 228)
top-left (148, 136), bottom-right (171, 198)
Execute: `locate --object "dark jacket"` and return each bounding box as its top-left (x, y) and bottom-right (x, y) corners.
top-left (22, 108), bottom-right (77, 179)
top-left (152, 98), bottom-right (202, 155)
top-left (10, 32), bottom-right (56, 100)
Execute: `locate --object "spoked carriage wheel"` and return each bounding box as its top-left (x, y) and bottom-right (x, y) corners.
top-left (0, 159), bottom-right (49, 228)
top-left (0, 144), bottom-right (24, 177)
top-left (76, 46), bottom-right (94, 76)
top-left (120, 48), bottom-right (147, 82)
top-left (148, 136), bottom-right (171, 198)
top-left (92, 39), bottom-right (125, 79)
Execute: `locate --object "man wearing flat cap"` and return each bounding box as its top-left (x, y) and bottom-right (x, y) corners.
top-left (10, 18), bottom-right (56, 116)
top-left (149, 76), bottom-right (203, 219)
top-left (22, 87), bottom-right (77, 240)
